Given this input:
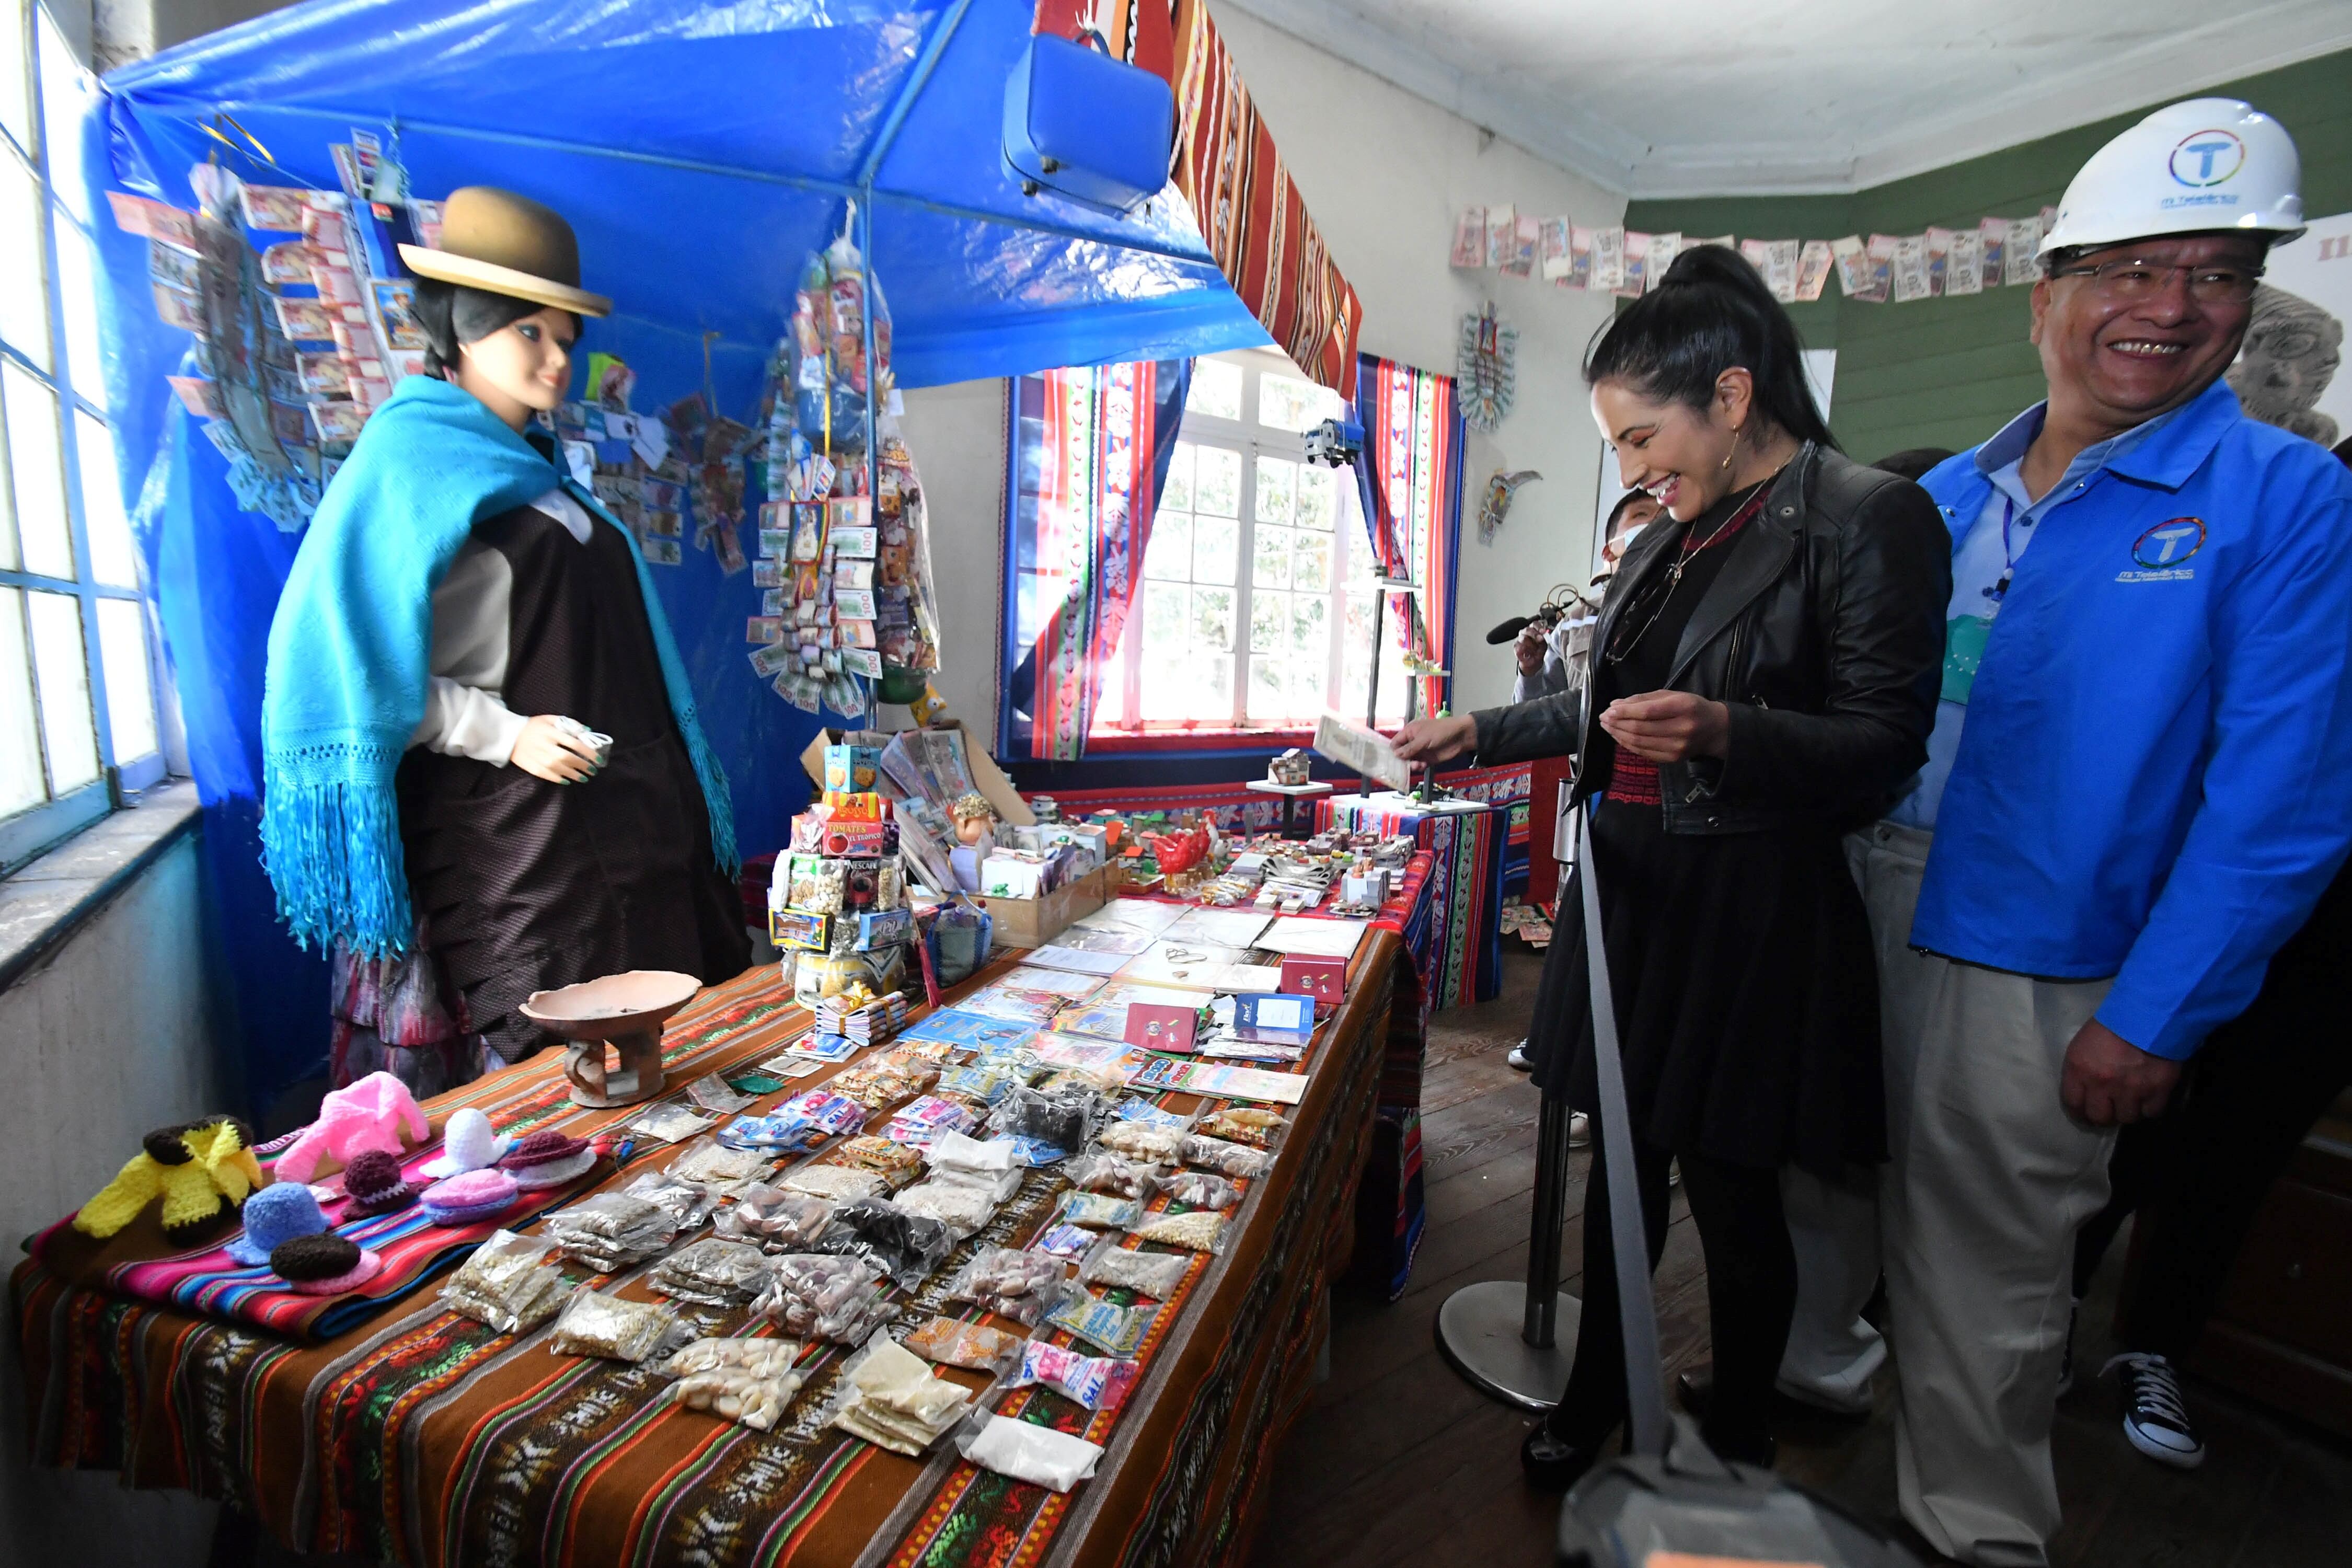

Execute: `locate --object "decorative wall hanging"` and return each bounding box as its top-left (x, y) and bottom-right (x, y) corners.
top-left (1457, 303), bottom-right (1516, 434)
top-left (1478, 468), bottom-right (1540, 544)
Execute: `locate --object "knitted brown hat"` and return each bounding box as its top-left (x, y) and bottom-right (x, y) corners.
top-left (497, 1129), bottom-right (595, 1191)
top-left (271, 1231), bottom-right (361, 1283)
top-left (340, 1149), bottom-right (421, 1216)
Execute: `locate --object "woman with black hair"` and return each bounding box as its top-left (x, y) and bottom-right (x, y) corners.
top-left (262, 187), bottom-right (747, 1087)
top-left (1395, 244), bottom-right (1949, 1482)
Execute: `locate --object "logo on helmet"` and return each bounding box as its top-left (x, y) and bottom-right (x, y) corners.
top-left (2170, 130), bottom-right (2246, 188)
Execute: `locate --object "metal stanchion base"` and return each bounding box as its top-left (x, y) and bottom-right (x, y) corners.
top-left (1434, 1280), bottom-right (1581, 1411)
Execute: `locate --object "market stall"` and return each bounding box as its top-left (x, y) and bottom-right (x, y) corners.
top-left (17, 858), bottom-right (1429, 1567)
top-left (85, 0), bottom-right (1363, 1104)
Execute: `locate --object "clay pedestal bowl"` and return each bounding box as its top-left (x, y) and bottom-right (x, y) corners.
top-left (518, 970), bottom-right (701, 1109)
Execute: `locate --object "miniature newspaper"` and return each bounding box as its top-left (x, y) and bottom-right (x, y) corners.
top-left (1313, 713), bottom-right (1409, 792)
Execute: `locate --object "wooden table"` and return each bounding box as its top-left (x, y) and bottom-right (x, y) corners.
top-left (14, 916), bottom-right (1406, 1568)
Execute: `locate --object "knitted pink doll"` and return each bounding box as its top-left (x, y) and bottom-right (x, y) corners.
top-left (272, 1071), bottom-right (431, 1183)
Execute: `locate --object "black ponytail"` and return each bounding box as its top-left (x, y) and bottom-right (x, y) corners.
top-left (1583, 244), bottom-right (1837, 451)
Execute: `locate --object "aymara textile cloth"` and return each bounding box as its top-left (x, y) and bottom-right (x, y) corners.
top-left (16, 931), bottom-right (1401, 1568)
top-left (1027, 0), bottom-right (1363, 398)
top-left (1316, 791), bottom-right (1508, 1010)
top-left (1028, 361), bottom-right (1186, 761)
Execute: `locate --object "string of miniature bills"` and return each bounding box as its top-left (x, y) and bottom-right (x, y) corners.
top-left (1449, 203), bottom-right (2064, 306)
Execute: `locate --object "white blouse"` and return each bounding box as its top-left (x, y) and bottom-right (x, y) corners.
top-left (407, 488), bottom-right (593, 763)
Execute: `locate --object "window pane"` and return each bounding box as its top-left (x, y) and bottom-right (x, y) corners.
top-left (0, 152), bottom-right (52, 370)
top-left (38, 8), bottom-right (91, 226)
top-left (1186, 359), bottom-right (1241, 421)
top-left (76, 411), bottom-right (131, 585)
top-left (26, 586), bottom-right (97, 790)
top-left (1249, 589), bottom-right (1286, 654)
top-left (1255, 456), bottom-right (1295, 526)
top-left (1293, 529), bottom-right (1331, 593)
top-left (1192, 444), bottom-right (1239, 516)
top-left (1187, 652), bottom-right (1232, 720)
top-left (0, 586), bottom-right (42, 814)
top-left (5, 362), bottom-right (70, 576)
top-left (0, 0), bottom-right (29, 154)
top-left (1191, 586), bottom-right (1233, 652)
top-left (1259, 371), bottom-right (1340, 433)
top-left (1143, 581), bottom-right (1187, 650)
top-left (1247, 652), bottom-right (1285, 721)
top-left (95, 596), bottom-right (155, 761)
top-left (1191, 514), bottom-right (1236, 585)
top-left (1296, 465), bottom-right (1339, 530)
top-left (1160, 442), bottom-right (1194, 513)
top-left (55, 219), bottom-right (104, 409)
top-left (1252, 523), bottom-right (1293, 590)
top-left (1143, 510), bottom-right (1190, 581)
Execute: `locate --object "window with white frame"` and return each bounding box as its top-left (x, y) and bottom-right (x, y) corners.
top-left (0, 0), bottom-right (166, 869)
top-left (1091, 348), bottom-right (1409, 737)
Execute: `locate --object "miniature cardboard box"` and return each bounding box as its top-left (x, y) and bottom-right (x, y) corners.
top-left (1280, 954), bottom-right (1348, 1004)
top-left (1232, 993), bottom-right (1318, 1046)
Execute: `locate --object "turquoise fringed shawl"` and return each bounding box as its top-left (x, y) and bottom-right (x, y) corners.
top-left (260, 375), bottom-right (736, 956)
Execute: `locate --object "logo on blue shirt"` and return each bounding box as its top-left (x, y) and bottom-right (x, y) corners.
top-left (2169, 131), bottom-right (2245, 188)
top-left (2121, 516), bottom-right (2206, 582)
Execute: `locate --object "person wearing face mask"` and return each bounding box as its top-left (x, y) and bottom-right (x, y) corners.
top-left (1511, 490), bottom-right (1662, 702)
top-left (1502, 488), bottom-right (1665, 1085)
top-left (261, 187), bottom-right (749, 1078)
top-left (1394, 244), bottom-right (1949, 1483)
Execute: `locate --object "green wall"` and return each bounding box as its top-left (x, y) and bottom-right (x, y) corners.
top-left (1628, 51), bottom-right (2352, 464)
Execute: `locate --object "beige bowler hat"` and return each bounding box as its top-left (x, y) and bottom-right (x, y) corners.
top-left (397, 186), bottom-right (612, 317)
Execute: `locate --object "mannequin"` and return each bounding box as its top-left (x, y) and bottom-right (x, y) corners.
top-left (262, 187), bottom-right (748, 1079)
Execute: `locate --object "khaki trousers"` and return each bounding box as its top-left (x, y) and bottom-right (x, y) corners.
top-left (1862, 820), bottom-right (2115, 1567)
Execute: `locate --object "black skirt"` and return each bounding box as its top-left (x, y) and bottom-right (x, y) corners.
top-left (1526, 794), bottom-right (1886, 1176)
top-left (397, 501), bottom-right (750, 1063)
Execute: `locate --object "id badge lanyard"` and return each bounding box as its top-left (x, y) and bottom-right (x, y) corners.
top-left (1941, 498), bottom-right (2017, 707)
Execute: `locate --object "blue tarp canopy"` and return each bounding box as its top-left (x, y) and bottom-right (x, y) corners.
top-left (87, 0), bottom-right (1274, 1105)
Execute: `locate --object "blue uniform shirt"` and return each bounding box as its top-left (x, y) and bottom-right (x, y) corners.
top-left (1909, 378), bottom-right (2352, 1059)
top-left (1889, 402), bottom-right (2187, 829)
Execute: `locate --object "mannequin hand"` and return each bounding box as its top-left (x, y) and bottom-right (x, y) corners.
top-left (1598, 690), bottom-right (1729, 762)
top-left (1391, 713), bottom-right (1478, 766)
top-left (1515, 625), bottom-right (1550, 676)
top-left (2060, 1018), bottom-right (2181, 1126)
top-left (510, 714), bottom-right (603, 783)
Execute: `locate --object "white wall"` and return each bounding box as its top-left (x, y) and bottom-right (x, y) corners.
top-left (907, 10), bottom-right (1629, 733)
top-left (0, 831), bottom-right (227, 1567)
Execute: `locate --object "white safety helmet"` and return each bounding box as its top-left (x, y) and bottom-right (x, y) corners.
top-left (2038, 97), bottom-right (2304, 261)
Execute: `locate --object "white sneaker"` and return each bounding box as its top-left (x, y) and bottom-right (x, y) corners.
top-left (2106, 1352), bottom-right (2206, 1469)
top-left (1507, 1042), bottom-right (1534, 1071)
top-left (1569, 1112), bottom-right (1590, 1147)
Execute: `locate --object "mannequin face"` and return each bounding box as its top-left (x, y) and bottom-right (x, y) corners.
top-left (453, 305), bottom-right (578, 431)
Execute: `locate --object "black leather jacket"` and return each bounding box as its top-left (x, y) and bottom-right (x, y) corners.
top-left (1470, 443), bottom-right (1950, 835)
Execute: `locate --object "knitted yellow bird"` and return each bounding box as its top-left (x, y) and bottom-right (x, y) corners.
top-left (74, 1117), bottom-right (268, 1242)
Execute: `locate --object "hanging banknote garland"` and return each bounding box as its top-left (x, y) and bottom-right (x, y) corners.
top-left (1447, 202), bottom-right (2064, 306)
top-left (1457, 302), bottom-right (1517, 434)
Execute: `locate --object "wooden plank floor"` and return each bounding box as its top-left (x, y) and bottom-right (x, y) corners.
top-left (1247, 948), bottom-right (2352, 1568)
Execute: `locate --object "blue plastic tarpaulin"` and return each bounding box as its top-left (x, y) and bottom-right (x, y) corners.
top-left (85, 0), bottom-right (1276, 1106)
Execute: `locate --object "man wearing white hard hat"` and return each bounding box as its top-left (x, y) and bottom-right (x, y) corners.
top-left (1846, 99), bottom-right (2352, 1565)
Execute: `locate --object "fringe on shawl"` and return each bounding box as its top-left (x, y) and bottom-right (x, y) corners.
top-left (258, 744), bottom-right (413, 956)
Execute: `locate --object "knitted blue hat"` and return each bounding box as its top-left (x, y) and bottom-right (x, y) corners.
top-left (224, 1182), bottom-right (329, 1266)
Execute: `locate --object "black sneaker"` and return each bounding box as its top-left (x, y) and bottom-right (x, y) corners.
top-left (2106, 1352), bottom-right (2205, 1469)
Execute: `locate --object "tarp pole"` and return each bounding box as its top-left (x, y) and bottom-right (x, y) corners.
top-left (851, 0), bottom-right (976, 190)
top-left (859, 191), bottom-right (881, 716)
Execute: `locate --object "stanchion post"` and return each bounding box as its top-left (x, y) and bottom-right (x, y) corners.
top-left (1434, 1083), bottom-right (1581, 1409)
